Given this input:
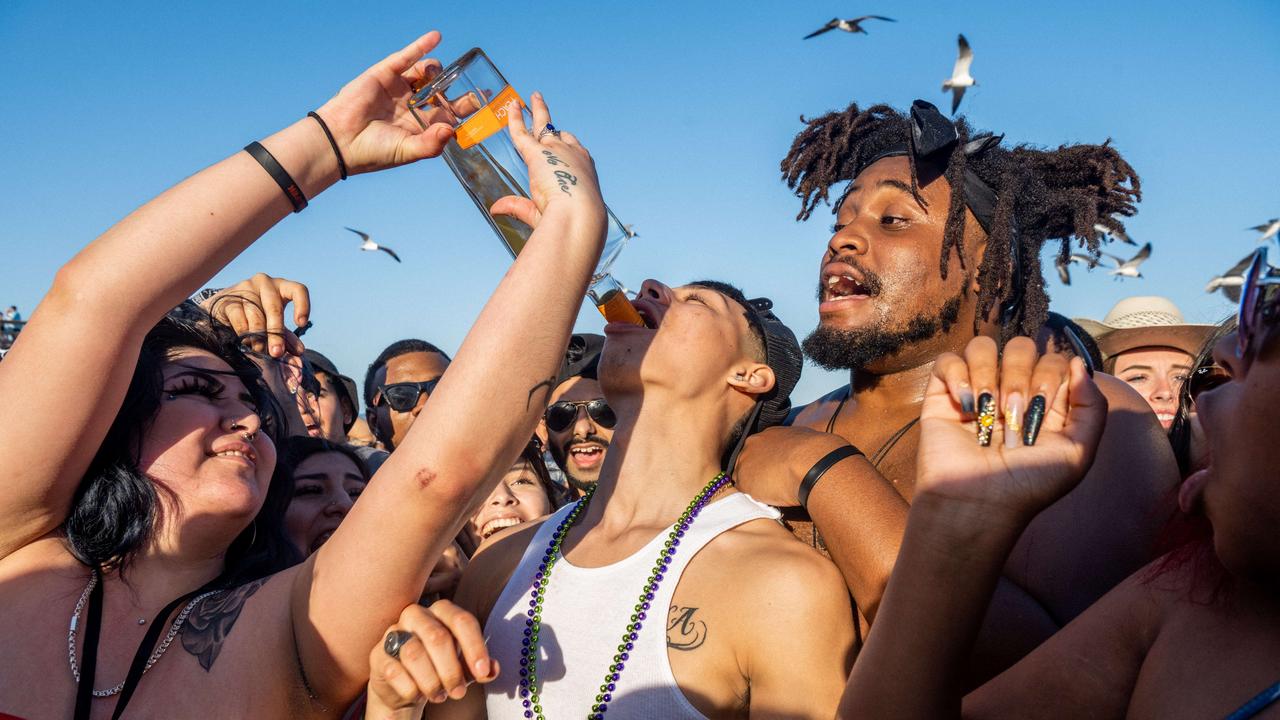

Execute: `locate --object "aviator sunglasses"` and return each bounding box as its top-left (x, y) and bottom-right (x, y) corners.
top-left (1236, 246), bottom-right (1280, 373)
top-left (544, 399), bottom-right (617, 433)
top-left (376, 379), bottom-right (441, 412)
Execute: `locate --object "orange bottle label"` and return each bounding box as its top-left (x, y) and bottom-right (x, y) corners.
top-left (455, 85), bottom-right (524, 149)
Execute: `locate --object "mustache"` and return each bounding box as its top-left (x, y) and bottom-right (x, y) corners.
top-left (816, 258), bottom-right (883, 300)
top-left (561, 434), bottom-right (610, 452)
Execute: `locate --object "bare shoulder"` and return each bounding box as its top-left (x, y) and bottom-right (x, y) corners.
top-left (790, 385), bottom-right (850, 429)
top-left (701, 516), bottom-right (851, 615)
top-left (456, 517), bottom-right (548, 624)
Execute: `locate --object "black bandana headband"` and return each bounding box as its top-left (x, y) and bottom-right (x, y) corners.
top-left (854, 100), bottom-right (1023, 324)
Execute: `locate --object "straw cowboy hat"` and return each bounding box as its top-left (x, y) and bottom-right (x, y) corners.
top-left (1075, 296), bottom-right (1215, 360)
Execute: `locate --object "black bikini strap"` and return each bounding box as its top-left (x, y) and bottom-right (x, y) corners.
top-left (73, 573), bottom-right (105, 720)
top-left (110, 585), bottom-right (214, 720)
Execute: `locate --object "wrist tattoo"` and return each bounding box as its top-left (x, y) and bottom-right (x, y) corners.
top-left (541, 151), bottom-right (576, 195)
top-left (666, 605), bottom-right (708, 651)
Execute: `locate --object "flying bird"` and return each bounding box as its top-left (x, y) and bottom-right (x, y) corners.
top-left (803, 15), bottom-right (896, 39)
top-left (345, 227), bottom-right (401, 263)
top-left (941, 34), bottom-right (976, 114)
top-left (622, 224), bottom-right (639, 239)
top-left (1054, 253), bottom-right (1098, 286)
top-left (1249, 218), bottom-right (1280, 243)
top-left (1093, 222), bottom-right (1138, 247)
top-left (1204, 252), bottom-right (1258, 302)
top-left (1095, 242), bottom-right (1152, 280)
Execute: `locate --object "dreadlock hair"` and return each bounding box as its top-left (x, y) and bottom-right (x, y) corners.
top-left (780, 102), bottom-right (1141, 339)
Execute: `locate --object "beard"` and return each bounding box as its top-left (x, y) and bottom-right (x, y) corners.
top-left (804, 290), bottom-right (964, 371)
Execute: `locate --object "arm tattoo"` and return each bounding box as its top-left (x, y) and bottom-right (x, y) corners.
top-left (667, 605), bottom-right (707, 651)
top-left (527, 375), bottom-right (556, 411)
top-left (181, 577), bottom-right (269, 671)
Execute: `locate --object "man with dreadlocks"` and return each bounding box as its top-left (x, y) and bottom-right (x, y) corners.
top-left (733, 99), bottom-right (1178, 682)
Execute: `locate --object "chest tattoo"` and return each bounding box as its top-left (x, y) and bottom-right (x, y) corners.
top-left (667, 605), bottom-right (708, 651)
top-left (180, 577), bottom-right (269, 671)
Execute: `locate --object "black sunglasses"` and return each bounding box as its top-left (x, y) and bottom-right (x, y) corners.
top-left (377, 379), bottom-right (441, 413)
top-left (1187, 364), bottom-right (1230, 401)
top-left (544, 399), bottom-right (616, 433)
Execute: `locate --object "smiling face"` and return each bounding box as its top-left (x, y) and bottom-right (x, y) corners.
top-left (138, 349), bottom-right (278, 537)
top-left (806, 156), bottom-right (988, 374)
top-left (469, 459), bottom-right (554, 541)
top-left (284, 450), bottom-right (366, 556)
top-left (1112, 346), bottom-right (1193, 429)
top-left (546, 376), bottom-right (614, 494)
top-left (1184, 326), bottom-right (1280, 583)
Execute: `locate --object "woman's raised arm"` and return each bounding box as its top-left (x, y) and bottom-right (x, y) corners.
top-left (0, 31), bottom-right (456, 557)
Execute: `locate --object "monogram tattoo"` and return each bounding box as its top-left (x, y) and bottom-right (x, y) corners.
top-left (667, 605), bottom-right (707, 651)
top-left (181, 577), bottom-right (269, 671)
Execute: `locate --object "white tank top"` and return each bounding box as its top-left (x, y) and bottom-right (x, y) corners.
top-left (484, 492), bottom-right (781, 719)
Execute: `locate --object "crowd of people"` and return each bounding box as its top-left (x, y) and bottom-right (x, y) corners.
top-left (0, 28), bottom-right (1277, 720)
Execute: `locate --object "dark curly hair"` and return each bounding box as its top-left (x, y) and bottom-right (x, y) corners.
top-left (780, 102), bottom-right (1141, 339)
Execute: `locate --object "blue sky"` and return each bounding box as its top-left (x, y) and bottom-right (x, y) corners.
top-left (2, 1), bottom-right (1277, 405)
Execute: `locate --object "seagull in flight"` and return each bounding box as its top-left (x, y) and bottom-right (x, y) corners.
top-left (941, 34), bottom-right (976, 114)
top-left (1249, 218), bottom-right (1280, 243)
top-left (804, 15), bottom-right (896, 39)
top-left (1054, 252), bottom-right (1099, 286)
top-left (1096, 242), bottom-right (1152, 280)
top-left (1094, 222), bottom-right (1138, 247)
top-left (1204, 252), bottom-right (1258, 302)
top-left (345, 227), bottom-right (401, 263)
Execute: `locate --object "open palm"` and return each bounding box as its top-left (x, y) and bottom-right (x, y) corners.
top-left (915, 340), bottom-right (1109, 526)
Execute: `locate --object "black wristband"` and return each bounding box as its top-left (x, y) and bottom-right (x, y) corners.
top-left (244, 141), bottom-right (307, 212)
top-left (308, 111), bottom-right (348, 180)
top-left (798, 445), bottom-right (864, 509)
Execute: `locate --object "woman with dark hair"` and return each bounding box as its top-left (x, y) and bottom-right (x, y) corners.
top-left (282, 436), bottom-right (372, 557)
top-left (840, 249), bottom-right (1280, 717)
top-left (464, 438), bottom-right (565, 550)
top-left (0, 29), bottom-right (608, 719)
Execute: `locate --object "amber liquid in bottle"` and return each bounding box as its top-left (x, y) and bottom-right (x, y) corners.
top-left (594, 287), bottom-right (645, 326)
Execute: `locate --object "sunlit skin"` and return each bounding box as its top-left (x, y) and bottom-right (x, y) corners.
top-left (790, 154), bottom-right (1180, 684)
top-left (371, 350), bottom-right (450, 450)
top-left (141, 349), bottom-right (277, 532)
top-left (309, 370), bottom-right (353, 444)
top-left (467, 459), bottom-right (553, 543)
top-left (546, 376), bottom-right (613, 496)
top-left (284, 452), bottom-right (366, 556)
top-left (1111, 346), bottom-right (1192, 429)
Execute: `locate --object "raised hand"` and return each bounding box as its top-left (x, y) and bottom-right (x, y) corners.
top-left (200, 273), bottom-right (310, 358)
top-left (489, 92), bottom-right (606, 235)
top-left (916, 336), bottom-right (1109, 528)
top-left (365, 601), bottom-right (498, 718)
top-left (311, 30), bottom-right (457, 175)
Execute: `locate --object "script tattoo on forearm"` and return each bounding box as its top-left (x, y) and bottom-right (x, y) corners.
top-left (541, 151), bottom-right (577, 195)
top-left (667, 605), bottom-right (707, 651)
top-left (181, 577), bottom-right (269, 671)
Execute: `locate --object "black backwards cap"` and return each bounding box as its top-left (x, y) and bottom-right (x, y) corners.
top-left (556, 334), bottom-right (605, 387)
top-left (689, 281), bottom-right (804, 474)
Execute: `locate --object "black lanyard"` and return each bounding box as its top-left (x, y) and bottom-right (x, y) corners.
top-left (73, 572), bottom-right (219, 720)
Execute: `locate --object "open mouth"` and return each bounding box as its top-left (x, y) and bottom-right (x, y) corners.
top-left (568, 443), bottom-right (606, 468)
top-left (480, 516), bottom-right (524, 538)
top-left (309, 530), bottom-right (335, 553)
top-left (1155, 412), bottom-right (1175, 427)
top-left (305, 423), bottom-right (322, 437)
top-left (822, 271), bottom-right (873, 303)
top-left (208, 441), bottom-right (257, 466)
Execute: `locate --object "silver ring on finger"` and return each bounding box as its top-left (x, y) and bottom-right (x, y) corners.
top-left (537, 123), bottom-right (562, 141)
top-left (384, 630), bottom-right (414, 660)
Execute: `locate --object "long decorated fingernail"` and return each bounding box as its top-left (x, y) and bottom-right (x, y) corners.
top-left (960, 387), bottom-right (976, 415)
top-left (1004, 393), bottom-right (1025, 449)
top-left (976, 392), bottom-right (996, 446)
top-left (1023, 395), bottom-right (1047, 445)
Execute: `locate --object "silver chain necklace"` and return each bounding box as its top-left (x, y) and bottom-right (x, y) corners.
top-left (67, 571), bottom-right (219, 697)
